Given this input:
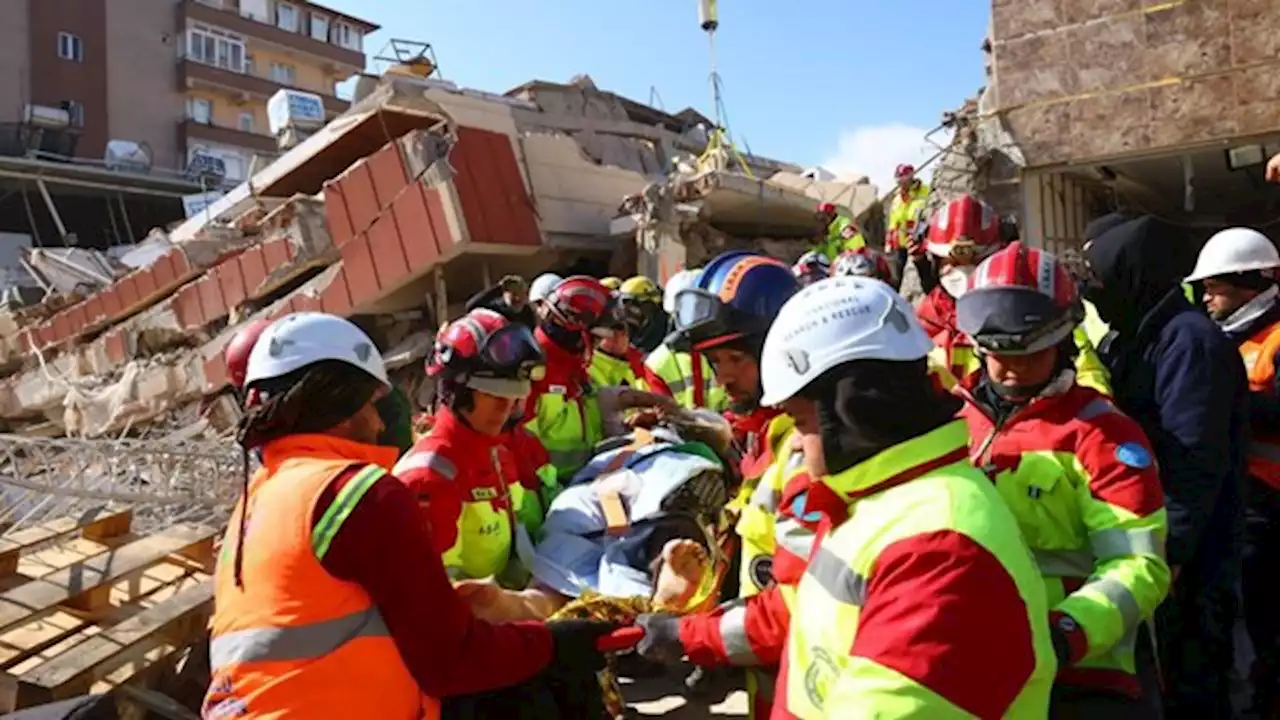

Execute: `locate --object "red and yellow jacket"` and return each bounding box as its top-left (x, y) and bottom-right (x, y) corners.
top-left (958, 375), bottom-right (1170, 696)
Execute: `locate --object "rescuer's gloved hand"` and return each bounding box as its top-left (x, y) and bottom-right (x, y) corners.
top-left (635, 613), bottom-right (684, 664)
top-left (1049, 611), bottom-right (1086, 668)
top-left (547, 619), bottom-right (618, 674)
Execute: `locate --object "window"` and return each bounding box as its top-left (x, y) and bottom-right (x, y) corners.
top-left (269, 62), bottom-right (295, 86)
top-left (309, 13), bottom-right (329, 42)
top-left (334, 22), bottom-right (361, 52)
top-left (276, 2), bottom-right (297, 32)
top-left (57, 32), bottom-right (83, 62)
top-left (64, 101), bottom-right (84, 127)
top-left (238, 112), bottom-right (254, 132)
top-left (187, 98), bottom-right (213, 124)
top-left (187, 26), bottom-right (246, 72)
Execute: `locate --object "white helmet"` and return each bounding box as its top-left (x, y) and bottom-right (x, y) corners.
top-left (759, 277), bottom-right (934, 406)
top-left (662, 268), bottom-right (702, 315)
top-left (244, 312), bottom-right (389, 389)
top-left (529, 273), bottom-right (563, 303)
top-left (1185, 227), bottom-right (1280, 282)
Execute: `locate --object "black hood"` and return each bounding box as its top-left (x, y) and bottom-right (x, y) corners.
top-left (1084, 215), bottom-right (1188, 331)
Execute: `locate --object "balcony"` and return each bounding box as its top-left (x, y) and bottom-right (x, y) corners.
top-left (179, 119), bottom-right (278, 154)
top-left (179, 59), bottom-right (349, 114)
top-left (180, 0), bottom-right (364, 69)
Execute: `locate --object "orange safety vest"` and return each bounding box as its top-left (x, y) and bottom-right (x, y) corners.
top-left (1241, 319), bottom-right (1280, 490)
top-left (204, 434), bottom-right (438, 720)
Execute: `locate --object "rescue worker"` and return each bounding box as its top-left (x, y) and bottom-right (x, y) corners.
top-left (885, 163), bottom-right (930, 258)
top-left (1185, 226), bottom-right (1280, 717)
top-left (224, 317), bottom-right (414, 456)
top-left (831, 246), bottom-right (895, 284)
top-left (918, 194), bottom-right (1111, 395)
top-left (811, 202), bottom-right (866, 262)
top-left (522, 275), bottom-right (611, 485)
top-left (465, 274), bottom-right (535, 329)
top-left (645, 268), bottom-right (728, 411)
top-left (587, 294), bottom-right (669, 395)
top-left (618, 275), bottom-right (667, 354)
top-left (1084, 215), bottom-right (1247, 719)
top-left (204, 312), bottom-right (616, 719)
top-left (528, 272), bottom-right (562, 314)
top-left (393, 308), bottom-right (547, 583)
top-left (791, 250), bottom-right (830, 287)
top-left (956, 242), bottom-right (1169, 717)
top-left (666, 250), bottom-right (805, 718)
top-left (637, 277), bottom-right (1057, 717)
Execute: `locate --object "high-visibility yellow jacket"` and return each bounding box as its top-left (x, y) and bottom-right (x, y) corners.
top-left (645, 343), bottom-right (728, 411)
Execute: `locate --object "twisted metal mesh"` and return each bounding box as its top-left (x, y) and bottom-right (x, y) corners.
top-left (0, 434), bottom-right (244, 537)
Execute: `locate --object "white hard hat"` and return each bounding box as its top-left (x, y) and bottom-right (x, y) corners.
top-left (662, 268), bottom-right (702, 315)
top-left (530, 273), bottom-right (563, 303)
top-left (244, 312), bottom-right (390, 389)
top-left (759, 277), bottom-right (934, 406)
top-left (1185, 227), bottom-right (1280, 282)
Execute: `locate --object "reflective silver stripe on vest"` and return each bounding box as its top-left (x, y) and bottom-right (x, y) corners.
top-left (805, 545), bottom-right (866, 607)
top-left (209, 607), bottom-right (389, 669)
top-left (1031, 548), bottom-right (1095, 578)
top-left (666, 375), bottom-right (691, 396)
top-left (1079, 576), bottom-right (1143, 633)
top-left (1250, 440), bottom-right (1280, 463)
top-left (1089, 527), bottom-right (1164, 560)
top-left (395, 451), bottom-right (458, 480)
top-left (749, 481), bottom-right (782, 514)
top-left (718, 600), bottom-right (759, 666)
top-left (774, 517), bottom-right (817, 560)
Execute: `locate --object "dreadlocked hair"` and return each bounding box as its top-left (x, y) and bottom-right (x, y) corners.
top-left (231, 360), bottom-right (383, 588)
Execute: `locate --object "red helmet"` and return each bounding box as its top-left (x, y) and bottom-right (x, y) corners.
top-left (545, 276), bottom-right (611, 332)
top-left (926, 194), bottom-right (1001, 265)
top-left (832, 247), bottom-right (894, 283)
top-left (428, 308), bottom-right (545, 398)
top-left (224, 318), bottom-right (273, 390)
top-left (895, 164), bottom-right (915, 179)
top-left (816, 201), bottom-right (837, 215)
top-left (956, 241), bottom-right (1082, 355)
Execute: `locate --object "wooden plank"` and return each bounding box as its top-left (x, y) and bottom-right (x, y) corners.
top-left (0, 524), bottom-right (217, 633)
top-left (17, 581), bottom-right (213, 695)
top-left (0, 508), bottom-right (133, 577)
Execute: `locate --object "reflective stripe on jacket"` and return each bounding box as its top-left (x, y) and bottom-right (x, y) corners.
top-left (886, 181), bottom-right (930, 252)
top-left (525, 385), bottom-right (603, 484)
top-left (1241, 317), bottom-right (1280, 489)
top-left (783, 420), bottom-right (1056, 718)
top-left (394, 407), bottom-right (523, 581)
top-left (960, 379), bottom-right (1169, 696)
top-left (646, 344), bottom-right (728, 411)
top-left (206, 434), bottom-right (434, 720)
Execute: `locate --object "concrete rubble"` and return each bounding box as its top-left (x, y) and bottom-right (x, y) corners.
top-left (0, 66), bottom-right (847, 447)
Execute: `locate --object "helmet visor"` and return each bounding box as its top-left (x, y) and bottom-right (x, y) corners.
top-left (480, 324), bottom-right (546, 381)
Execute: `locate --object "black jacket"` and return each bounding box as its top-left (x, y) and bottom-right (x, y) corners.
top-left (465, 284), bottom-right (536, 329)
top-left (1086, 216), bottom-right (1247, 578)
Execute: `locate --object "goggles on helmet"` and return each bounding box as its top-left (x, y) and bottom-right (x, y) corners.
top-left (945, 239), bottom-right (987, 266)
top-left (670, 288), bottom-right (764, 351)
top-left (442, 322), bottom-right (546, 382)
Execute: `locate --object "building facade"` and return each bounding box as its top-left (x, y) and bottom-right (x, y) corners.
top-left (0, 0), bottom-right (377, 181)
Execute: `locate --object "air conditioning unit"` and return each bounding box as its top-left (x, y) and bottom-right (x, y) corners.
top-left (267, 89), bottom-right (325, 136)
top-left (104, 140), bottom-right (153, 173)
top-left (23, 104), bottom-right (70, 130)
top-left (185, 150), bottom-right (227, 186)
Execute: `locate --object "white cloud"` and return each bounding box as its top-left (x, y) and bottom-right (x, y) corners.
top-left (819, 123), bottom-right (952, 191)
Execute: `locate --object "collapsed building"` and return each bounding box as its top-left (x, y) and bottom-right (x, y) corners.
top-left (933, 0), bottom-right (1280, 270)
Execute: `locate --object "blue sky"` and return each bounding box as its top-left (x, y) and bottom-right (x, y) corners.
top-left (323, 0), bottom-right (989, 187)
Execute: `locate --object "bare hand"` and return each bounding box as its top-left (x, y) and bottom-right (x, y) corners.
top-left (1268, 153), bottom-right (1280, 183)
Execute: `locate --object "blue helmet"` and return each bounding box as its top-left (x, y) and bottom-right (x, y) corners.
top-left (669, 251), bottom-right (799, 352)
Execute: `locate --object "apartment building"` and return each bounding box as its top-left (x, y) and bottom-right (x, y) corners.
top-left (0, 0), bottom-right (377, 179)
top-left (179, 0), bottom-right (379, 183)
